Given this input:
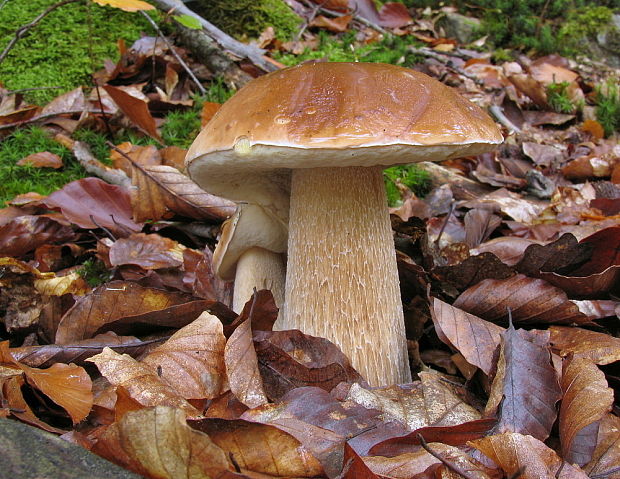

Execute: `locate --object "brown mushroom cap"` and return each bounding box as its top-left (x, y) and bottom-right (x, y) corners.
top-left (186, 61), bottom-right (502, 211)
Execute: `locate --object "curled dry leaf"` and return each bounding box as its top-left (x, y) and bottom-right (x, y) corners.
top-left (16, 151), bottom-right (63, 169)
top-left (368, 418), bottom-right (496, 457)
top-left (460, 188), bottom-right (546, 224)
top-left (142, 312), bottom-right (228, 400)
top-left (34, 271), bottom-right (89, 296)
top-left (10, 332), bottom-right (162, 368)
top-left (224, 318), bottom-right (268, 408)
top-left (254, 330), bottom-right (363, 401)
top-left (485, 326), bottom-right (561, 441)
top-left (44, 177), bottom-right (141, 236)
top-left (342, 443), bottom-right (384, 479)
top-left (110, 142), bottom-right (161, 176)
top-left (109, 233), bottom-right (185, 269)
top-left (86, 348), bottom-right (200, 416)
top-left (559, 357), bottom-right (613, 466)
top-left (130, 164), bottom-right (235, 223)
top-left (94, 406), bottom-right (234, 479)
top-left (0, 215), bottom-right (75, 256)
top-left (550, 326), bottom-right (620, 365)
top-left (430, 297), bottom-right (503, 375)
top-left (470, 432), bottom-right (590, 479)
top-left (453, 274), bottom-right (590, 325)
top-left (102, 84), bottom-right (161, 141)
top-left (310, 14), bottom-right (353, 33)
top-left (55, 280), bottom-right (196, 343)
top-left (189, 417), bottom-right (324, 478)
top-left (1, 342), bottom-right (92, 424)
top-left (584, 413), bottom-right (620, 478)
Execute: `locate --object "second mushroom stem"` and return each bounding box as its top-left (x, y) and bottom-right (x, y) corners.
top-left (280, 165), bottom-right (412, 386)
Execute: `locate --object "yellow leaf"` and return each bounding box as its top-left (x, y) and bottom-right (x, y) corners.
top-left (91, 0), bottom-right (155, 12)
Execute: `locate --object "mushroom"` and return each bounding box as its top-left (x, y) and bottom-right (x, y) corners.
top-left (186, 62), bottom-right (502, 386)
top-left (213, 202), bottom-right (287, 313)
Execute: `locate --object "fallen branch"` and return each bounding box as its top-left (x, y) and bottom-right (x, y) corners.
top-left (70, 140), bottom-right (131, 188)
top-left (408, 46), bottom-right (485, 87)
top-left (148, 0), bottom-right (277, 74)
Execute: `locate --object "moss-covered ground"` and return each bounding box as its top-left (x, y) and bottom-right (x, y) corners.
top-left (0, 0), bottom-right (154, 105)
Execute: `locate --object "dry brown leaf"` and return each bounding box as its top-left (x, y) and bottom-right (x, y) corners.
top-left (17, 152), bottom-right (63, 169)
top-left (470, 432), bottom-right (590, 479)
top-left (430, 297), bottom-right (503, 375)
top-left (142, 312), bottom-right (228, 400)
top-left (94, 406), bottom-right (234, 478)
top-left (559, 357), bottom-right (613, 466)
top-left (159, 146), bottom-right (187, 171)
top-left (224, 319), bottom-right (268, 408)
top-left (584, 413), bottom-right (620, 478)
top-left (93, 0), bottom-right (155, 12)
top-left (109, 233), bottom-right (185, 269)
top-left (200, 102), bottom-right (221, 126)
top-left (550, 326), bottom-right (620, 365)
top-left (43, 177), bottom-right (141, 236)
top-left (190, 418), bottom-right (325, 478)
top-left (102, 84), bottom-right (161, 140)
top-left (55, 281), bottom-right (195, 343)
top-left (130, 164), bottom-right (235, 222)
top-left (486, 326), bottom-right (561, 441)
top-left (1, 342), bottom-right (92, 424)
top-left (87, 348), bottom-right (200, 416)
top-left (0, 215), bottom-right (75, 256)
top-left (110, 142), bottom-right (161, 176)
top-left (310, 14), bottom-right (353, 32)
top-left (34, 272), bottom-right (90, 296)
top-left (453, 275), bottom-right (590, 325)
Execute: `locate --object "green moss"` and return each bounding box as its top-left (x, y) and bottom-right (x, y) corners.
top-left (558, 6), bottom-right (615, 56)
top-left (0, 0), bottom-right (154, 104)
top-left (78, 258), bottom-right (113, 287)
top-left (0, 126), bottom-right (88, 203)
top-left (384, 165), bottom-right (432, 206)
top-left (595, 80), bottom-right (620, 137)
top-left (194, 0), bottom-right (301, 40)
top-left (274, 31), bottom-right (423, 67)
top-left (546, 81), bottom-right (575, 114)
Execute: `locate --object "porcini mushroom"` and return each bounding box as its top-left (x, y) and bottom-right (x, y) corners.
top-left (213, 203), bottom-right (287, 313)
top-left (186, 62), bottom-right (502, 386)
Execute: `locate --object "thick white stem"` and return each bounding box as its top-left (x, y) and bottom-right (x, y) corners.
top-left (282, 166), bottom-right (411, 386)
top-left (232, 246), bottom-right (286, 313)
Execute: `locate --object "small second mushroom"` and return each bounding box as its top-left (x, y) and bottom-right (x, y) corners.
top-left (213, 203), bottom-right (287, 313)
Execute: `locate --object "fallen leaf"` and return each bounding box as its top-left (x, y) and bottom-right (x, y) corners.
top-left (0, 215), bottom-right (75, 256)
top-left (485, 326), bottom-right (561, 441)
top-left (109, 233), bottom-right (185, 269)
top-left (87, 348), bottom-right (200, 416)
top-left (55, 281), bottom-right (196, 343)
top-left (310, 14), bottom-right (353, 33)
top-left (430, 297), bottom-right (503, 375)
top-left (17, 151), bottom-right (63, 169)
top-left (559, 357), bottom-right (613, 466)
top-left (189, 417), bottom-right (325, 477)
top-left (584, 413), bottom-right (620, 478)
top-left (130, 164), bottom-right (235, 222)
top-left (470, 432), bottom-right (590, 478)
top-left (44, 178), bottom-right (141, 236)
top-left (93, 406), bottom-right (233, 478)
top-left (142, 312), bottom-right (228, 400)
top-left (102, 84), bottom-right (162, 141)
top-left (550, 326), bottom-right (620, 365)
top-left (453, 275), bottom-right (591, 325)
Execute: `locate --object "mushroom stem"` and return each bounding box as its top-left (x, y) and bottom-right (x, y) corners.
top-left (281, 166), bottom-right (411, 386)
top-left (232, 246), bottom-right (286, 313)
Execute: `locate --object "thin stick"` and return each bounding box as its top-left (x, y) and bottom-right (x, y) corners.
top-left (6, 86), bottom-right (63, 94)
top-left (0, 0), bottom-right (81, 65)
top-left (489, 104), bottom-right (522, 134)
top-left (139, 10), bottom-right (206, 95)
top-left (299, 0), bottom-right (388, 35)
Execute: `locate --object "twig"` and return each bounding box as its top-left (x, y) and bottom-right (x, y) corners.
top-left (434, 201), bottom-right (455, 246)
top-left (408, 46), bottom-right (486, 87)
top-left (139, 10), bottom-right (206, 95)
top-left (6, 86), bottom-right (63, 94)
top-left (489, 104), bottom-right (522, 134)
top-left (416, 433), bottom-right (479, 479)
top-left (0, 0), bottom-right (81, 65)
top-left (148, 0), bottom-right (277, 73)
top-left (0, 108), bottom-right (101, 132)
top-left (294, 0), bottom-right (325, 42)
top-left (72, 141), bottom-right (132, 188)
